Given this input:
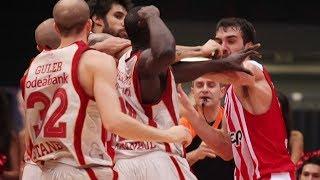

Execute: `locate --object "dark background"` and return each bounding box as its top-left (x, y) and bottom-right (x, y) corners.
top-left (1, 0), bottom-right (319, 85)
top-left (1, 0), bottom-right (319, 151)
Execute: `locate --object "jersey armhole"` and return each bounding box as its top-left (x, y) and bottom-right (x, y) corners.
top-left (71, 41), bottom-right (92, 100)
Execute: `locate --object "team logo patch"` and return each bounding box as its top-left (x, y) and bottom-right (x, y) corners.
top-left (230, 130), bottom-right (243, 147)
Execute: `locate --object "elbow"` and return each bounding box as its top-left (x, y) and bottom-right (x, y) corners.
top-left (102, 114), bottom-right (121, 133)
top-left (216, 143), bottom-right (233, 160)
top-left (220, 152), bottom-right (233, 161)
top-left (154, 41), bottom-right (176, 63)
top-left (157, 48), bottom-right (176, 62)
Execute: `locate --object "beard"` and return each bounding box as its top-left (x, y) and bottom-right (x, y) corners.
top-left (102, 22), bottom-right (128, 39)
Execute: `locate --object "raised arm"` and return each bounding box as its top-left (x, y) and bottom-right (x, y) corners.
top-left (172, 44), bottom-right (260, 83)
top-left (136, 6), bottom-right (176, 77)
top-left (177, 85), bottom-right (233, 160)
top-left (289, 130), bottom-right (304, 164)
top-left (88, 33), bottom-right (131, 58)
top-left (79, 50), bottom-right (191, 144)
top-left (175, 39), bottom-right (226, 62)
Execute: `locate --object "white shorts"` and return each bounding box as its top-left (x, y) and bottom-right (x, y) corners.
top-left (22, 163), bottom-right (42, 180)
top-left (270, 172), bottom-right (294, 180)
top-left (40, 161), bottom-right (116, 180)
top-left (114, 151), bottom-right (197, 180)
top-left (259, 172), bottom-right (295, 180)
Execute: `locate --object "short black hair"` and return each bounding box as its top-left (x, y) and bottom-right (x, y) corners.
top-left (87, 0), bottom-right (134, 18)
top-left (298, 157), bottom-right (320, 176)
top-left (216, 17), bottom-right (256, 44)
top-left (124, 6), bottom-right (149, 45)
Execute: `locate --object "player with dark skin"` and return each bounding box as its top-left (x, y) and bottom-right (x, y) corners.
top-left (125, 6), bottom-right (259, 104)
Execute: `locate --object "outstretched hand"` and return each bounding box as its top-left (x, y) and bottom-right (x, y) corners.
top-left (177, 84), bottom-right (199, 120)
top-left (195, 142), bottom-right (217, 160)
top-left (219, 43), bottom-right (261, 75)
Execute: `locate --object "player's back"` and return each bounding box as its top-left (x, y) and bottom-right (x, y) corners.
top-left (21, 41), bottom-right (112, 168)
top-left (115, 50), bottom-right (185, 160)
top-left (224, 61), bottom-right (295, 179)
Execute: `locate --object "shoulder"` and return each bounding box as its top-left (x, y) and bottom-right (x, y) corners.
top-left (81, 50), bottom-right (116, 68)
top-left (78, 50), bottom-right (117, 78)
top-left (245, 60), bottom-right (263, 70)
top-left (243, 60), bottom-right (265, 81)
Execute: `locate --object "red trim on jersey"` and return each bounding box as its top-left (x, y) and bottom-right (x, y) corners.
top-left (113, 169), bottom-right (119, 180)
top-left (27, 137), bottom-right (33, 159)
top-left (71, 41), bottom-right (98, 179)
top-left (143, 105), bottom-right (157, 127)
top-left (101, 124), bottom-right (109, 161)
top-left (106, 138), bottom-right (115, 162)
top-left (72, 41), bottom-right (92, 98)
top-left (164, 143), bottom-right (172, 153)
top-left (226, 109), bottom-right (243, 180)
top-left (84, 168), bottom-right (98, 180)
top-left (231, 91), bottom-right (252, 180)
top-left (162, 70), bottom-right (178, 125)
top-left (131, 51), bottom-right (142, 104)
top-left (169, 156), bottom-right (185, 180)
top-left (235, 169), bottom-right (240, 180)
top-left (131, 51), bottom-right (158, 127)
top-left (101, 125), bottom-right (106, 146)
top-left (161, 70), bottom-right (187, 156)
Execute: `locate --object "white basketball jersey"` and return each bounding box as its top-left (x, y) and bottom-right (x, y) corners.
top-left (21, 41), bottom-right (113, 168)
top-left (115, 50), bottom-right (185, 160)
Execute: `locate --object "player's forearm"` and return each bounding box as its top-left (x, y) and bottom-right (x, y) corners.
top-left (172, 60), bottom-right (227, 83)
top-left (147, 16), bottom-right (176, 67)
top-left (88, 33), bottom-right (111, 46)
top-left (290, 150), bottom-right (303, 164)
top-left (289, 131), bottom-right (304, 164)
top-left (175, 45), bottom-right (203, 62)
top-left (185, 114), bottom-right (232, 160)
top-left (186, 150), bottom-right (200, 166)
top-left (105, 112), bottom-right (173, 143)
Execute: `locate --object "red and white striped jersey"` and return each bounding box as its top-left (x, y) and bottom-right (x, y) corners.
top-left (115, 50), bottom-right (185, 160)
top-left (20, 41), bottom-right (113, 168)
top-left (224, 61), bottom-right (295, 179)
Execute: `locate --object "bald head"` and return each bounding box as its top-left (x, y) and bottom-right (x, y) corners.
top-left (35, 18), bottom-right (60, 51)
top-left (53, 0), bottom-right (90, 36)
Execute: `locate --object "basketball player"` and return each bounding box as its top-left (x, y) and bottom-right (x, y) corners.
top-left (87, 0), bottom-right (228, 62)
top-left (87, 0), bottom-right (132, 38)
top-left (35, 18), bottom-right (61, 51)
top-left (178, 18), bottom-right (296, 179)
top-left (87, 0), bottom-right (132, 58)
top-left (20, 0), bottom-right (191, 179)
top-left (114, 6), bottom-right (259, 179)
top-left (21, 18), bottom-right (61, 180)
top-left (298, 157), bottom-right (320, 180)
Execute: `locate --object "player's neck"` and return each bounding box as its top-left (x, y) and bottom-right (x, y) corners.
top-left (59, 34), bottom-right (88, 48)
top-left (197, 104), bottom-right (220, 123)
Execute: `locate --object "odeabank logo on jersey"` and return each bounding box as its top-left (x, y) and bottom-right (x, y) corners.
top-left (230, 130), bottom-right (243, 147)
